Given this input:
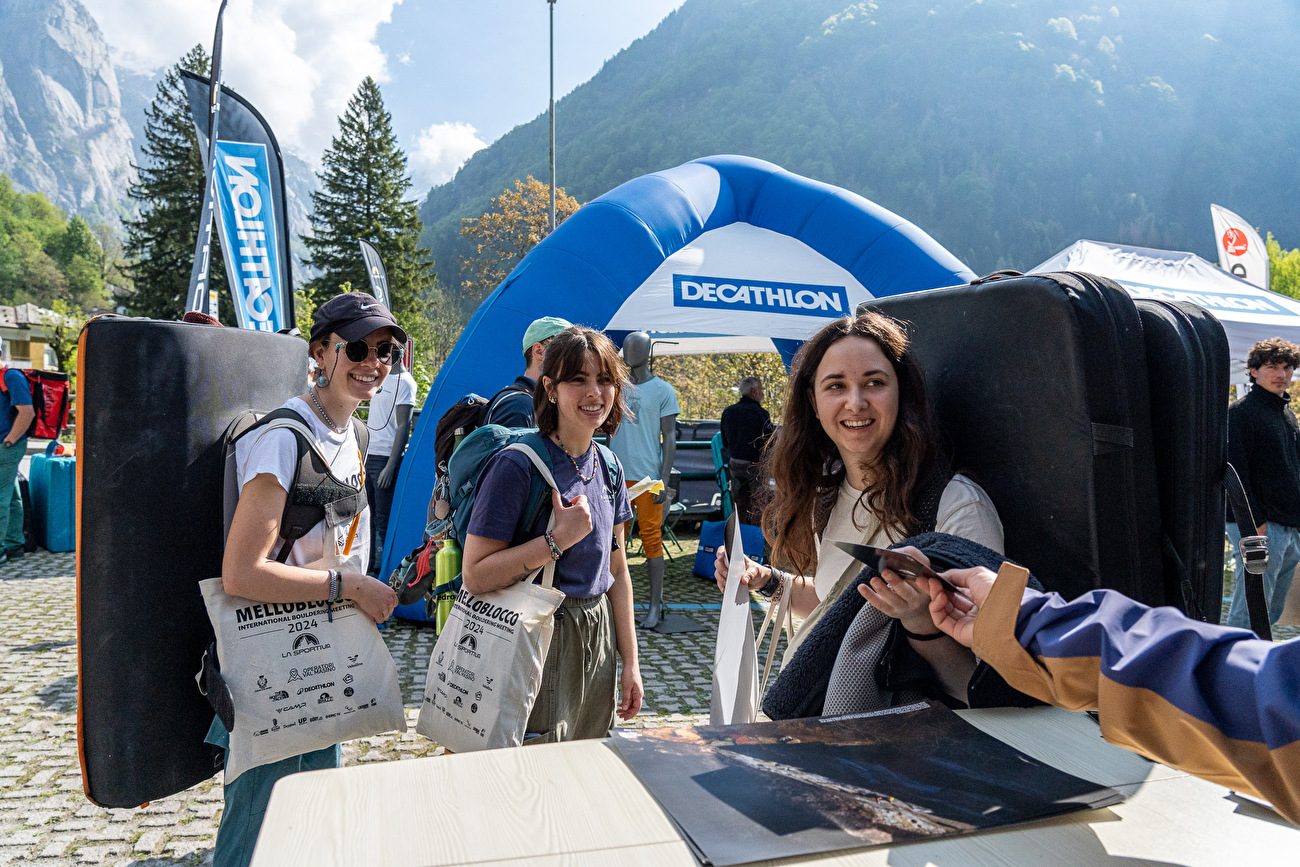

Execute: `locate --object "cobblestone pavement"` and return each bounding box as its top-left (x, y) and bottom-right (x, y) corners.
top-left (3, 543), bottom-right (1294, 866)
top-left (0, 539), bottom-right (783, 866)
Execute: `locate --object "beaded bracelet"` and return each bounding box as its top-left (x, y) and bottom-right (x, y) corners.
top-left (325, 570), bottom-right (338, 623)
top-left (543, 531), bottom-right (563, 561)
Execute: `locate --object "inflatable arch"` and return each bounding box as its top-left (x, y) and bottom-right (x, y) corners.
top-left (381, 154), bottom-right (976, 588)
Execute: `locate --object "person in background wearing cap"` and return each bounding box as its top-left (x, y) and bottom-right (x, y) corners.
top-left (484, 316), bottom-right (573, 428)
top-left (208, 292), bottom-right (403, 867)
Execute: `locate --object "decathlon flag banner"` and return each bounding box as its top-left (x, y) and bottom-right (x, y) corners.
top-left (358, 239), bottom-right (391, 311)
top-left (184, 0), bottom-right (228, 318)
top-left (212, 140), bottom-right (288, 331)
top-left (1212, 204), bottom-right (1269, 292)
top-left (181, 70), bottom-right (294, 331)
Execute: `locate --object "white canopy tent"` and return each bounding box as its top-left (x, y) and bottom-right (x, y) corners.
top-left (1035, 240), bottom-right (1300, 379)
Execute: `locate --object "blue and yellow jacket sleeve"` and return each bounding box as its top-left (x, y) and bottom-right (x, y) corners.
top-left (973, 563), bottom-right (1300, 825)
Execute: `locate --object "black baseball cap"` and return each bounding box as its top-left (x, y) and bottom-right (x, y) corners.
top-left (310, 292), bottom-right (407, 345)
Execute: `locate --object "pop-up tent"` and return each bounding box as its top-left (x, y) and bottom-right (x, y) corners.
top-left (1035, 240), bottom-right (1300, 375)
top-left (380, 154), bottom-right (975, 587)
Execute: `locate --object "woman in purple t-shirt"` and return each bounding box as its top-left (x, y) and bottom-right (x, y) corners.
top-left (462, 326), bottom-right (642, 742)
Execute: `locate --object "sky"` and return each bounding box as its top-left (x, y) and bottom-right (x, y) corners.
top-left (80, 0), bottom-right (687, 191)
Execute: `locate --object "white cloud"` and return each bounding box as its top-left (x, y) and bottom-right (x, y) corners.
top-left (81, 0), bottom-right (401, 160)
top-left (408, 122), bottom-right (488, 192)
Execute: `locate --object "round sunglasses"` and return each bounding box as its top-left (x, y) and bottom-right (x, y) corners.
top-left (336, 339), bottom-right (404, 365)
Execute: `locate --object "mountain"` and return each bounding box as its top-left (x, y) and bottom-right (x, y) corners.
top-left (419, 0), bottom-right (1300, 281)
top-left (0, 0), bottom-right (135, 225)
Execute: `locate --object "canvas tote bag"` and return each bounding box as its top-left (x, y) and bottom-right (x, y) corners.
top-left (416, 444), bottom-right (565, 753)
top-left (200, 578), bottom-right (406, 782)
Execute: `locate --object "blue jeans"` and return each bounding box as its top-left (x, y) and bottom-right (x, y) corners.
top-left (205, 717), bottom-right (340, 867)
top-left (1226, 522), bottom-right (1300, 629)
top-left (0, 439), bottom-right (25, 551)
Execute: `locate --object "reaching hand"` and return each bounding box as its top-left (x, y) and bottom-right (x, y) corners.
top-left (550, 489), bottom-right (593, 550)
top-left (714, 546), bottom-right (769, 595)
top-left (918, 566), bottom-right (999, 648)
top-left (856, 546), bottom-right (939, 635)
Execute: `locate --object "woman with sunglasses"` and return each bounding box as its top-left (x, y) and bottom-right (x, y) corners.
top-left (209, 292), bottom-right (403, 867)
top-left (462, 326), bottom-right (643, 743)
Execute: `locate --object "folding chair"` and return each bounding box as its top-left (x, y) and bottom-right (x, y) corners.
top-left (710, 432), bottom-right (734, 521)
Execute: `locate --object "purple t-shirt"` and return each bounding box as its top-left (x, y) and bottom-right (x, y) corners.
top-left (467, 437), bottom-right (633, 598)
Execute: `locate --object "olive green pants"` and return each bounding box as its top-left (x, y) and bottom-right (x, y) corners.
top-left (524, 594), bottom-right (616, 744)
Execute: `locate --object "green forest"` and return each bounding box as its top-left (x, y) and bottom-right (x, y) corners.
top-left (419, 0), bottom-right (1300, 291)
top-left (0, 174), bottom-right (113, 312)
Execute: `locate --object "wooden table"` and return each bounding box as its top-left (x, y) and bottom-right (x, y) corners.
top-left (250, 707), bottom-right (1299, 865)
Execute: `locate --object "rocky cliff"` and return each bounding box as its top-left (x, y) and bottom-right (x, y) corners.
top-left (0, 0), bottom-right (135, 224)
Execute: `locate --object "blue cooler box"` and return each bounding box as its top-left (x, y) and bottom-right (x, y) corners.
top-left (30, 445), bottom-right (76, 552)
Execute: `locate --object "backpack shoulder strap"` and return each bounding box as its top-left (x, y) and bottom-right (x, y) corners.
top-left (483, 382), bottom-right (531, 425)
top-left (504, 435), bottom-right (562, 589)
top-left (594, 442), bottom-right (620, 495)
top-left (351, 416), bottom-right (370, 461)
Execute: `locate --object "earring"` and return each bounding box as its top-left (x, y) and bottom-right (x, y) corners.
top-left (315, 371), bottom-right (329, 388)
top-left (549, 395), bottom-right (556, 403)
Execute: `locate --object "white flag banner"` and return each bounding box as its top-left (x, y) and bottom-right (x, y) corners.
top-left (1212, 203), bottom-right (1270, 292)
top-left (711, 511), bottom-right (760, 725)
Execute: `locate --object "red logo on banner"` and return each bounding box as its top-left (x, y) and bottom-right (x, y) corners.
top-left (1223, 228), bottom-right (1249, 257)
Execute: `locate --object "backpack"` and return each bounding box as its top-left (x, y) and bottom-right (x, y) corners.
top-left (220, 407), bottom-right (370, 562)
top-left (202, 405), bottom-right (371, 734)
top-left (390, 425), bottom-right (619, 609)
top-left (431, 383), bottom-right (532, 476)
top-left (445, 425), bottom-right (619, 546)
top-left (1, 367), bottom-right (71, 440)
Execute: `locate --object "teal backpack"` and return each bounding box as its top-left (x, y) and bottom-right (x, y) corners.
top-left (437, 425), bottom-right (619, 547)
top-left (390, 425), bottom-right (620, 612)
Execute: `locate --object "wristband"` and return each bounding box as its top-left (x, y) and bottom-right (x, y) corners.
top-left (757, 568), bottom-right (784, 599)
top-left (900, 623), bottom-right (945, 641)
top-left (543, 531), bottom-right (563, 561)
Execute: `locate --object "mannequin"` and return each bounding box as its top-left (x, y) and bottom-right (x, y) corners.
top-left (611, 332), bottom-right (700, 632)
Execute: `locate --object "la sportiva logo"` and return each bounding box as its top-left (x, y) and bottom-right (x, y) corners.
top-left (672, 274), bottom-right (849, 318)
top-left (1223, 228), bottom-right (1249, 257)
top-left (293, 633), bottom-right (320, 651)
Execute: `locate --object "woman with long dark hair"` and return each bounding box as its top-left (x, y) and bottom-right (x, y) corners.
top-left (462, 326), bottom-right (643, 741)
top-left (717, 310), bottom-right (1003, 708)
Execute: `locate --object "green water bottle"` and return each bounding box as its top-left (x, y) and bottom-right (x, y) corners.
top-left (434, 538), bottom-right (461, 633)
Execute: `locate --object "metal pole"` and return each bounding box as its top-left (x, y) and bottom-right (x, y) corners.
top-left (548, 0), bottom-right (556, 233)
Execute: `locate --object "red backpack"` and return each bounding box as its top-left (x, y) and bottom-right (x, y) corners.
top-left (0, 367), bottom-right (71, 440)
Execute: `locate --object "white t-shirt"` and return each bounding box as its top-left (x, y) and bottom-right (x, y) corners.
top-left (235, 396), bottom-right (370, 574)
top-left (366, 369), bottom-right (416, 458)
top-left (609, 376), bottom-right (681, 479)
top-left (813, 474), bottom-right (1004, 600)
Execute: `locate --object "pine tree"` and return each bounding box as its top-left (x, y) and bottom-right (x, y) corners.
top-left (124, 46), bottom-right (230, 321)
top-left (302, 77), bottom-right (434, 333)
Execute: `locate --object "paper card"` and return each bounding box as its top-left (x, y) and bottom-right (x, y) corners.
top-left (627, 476), bottom-right (664, 500)
top-left (711, 511), bottom-right (759, 725)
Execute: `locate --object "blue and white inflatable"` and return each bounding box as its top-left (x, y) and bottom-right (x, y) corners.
top-left (382, 154), bottom-right (975, 596)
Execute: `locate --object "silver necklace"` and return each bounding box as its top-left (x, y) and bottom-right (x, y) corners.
top-left (309, 388), bottom-right (348, 434)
